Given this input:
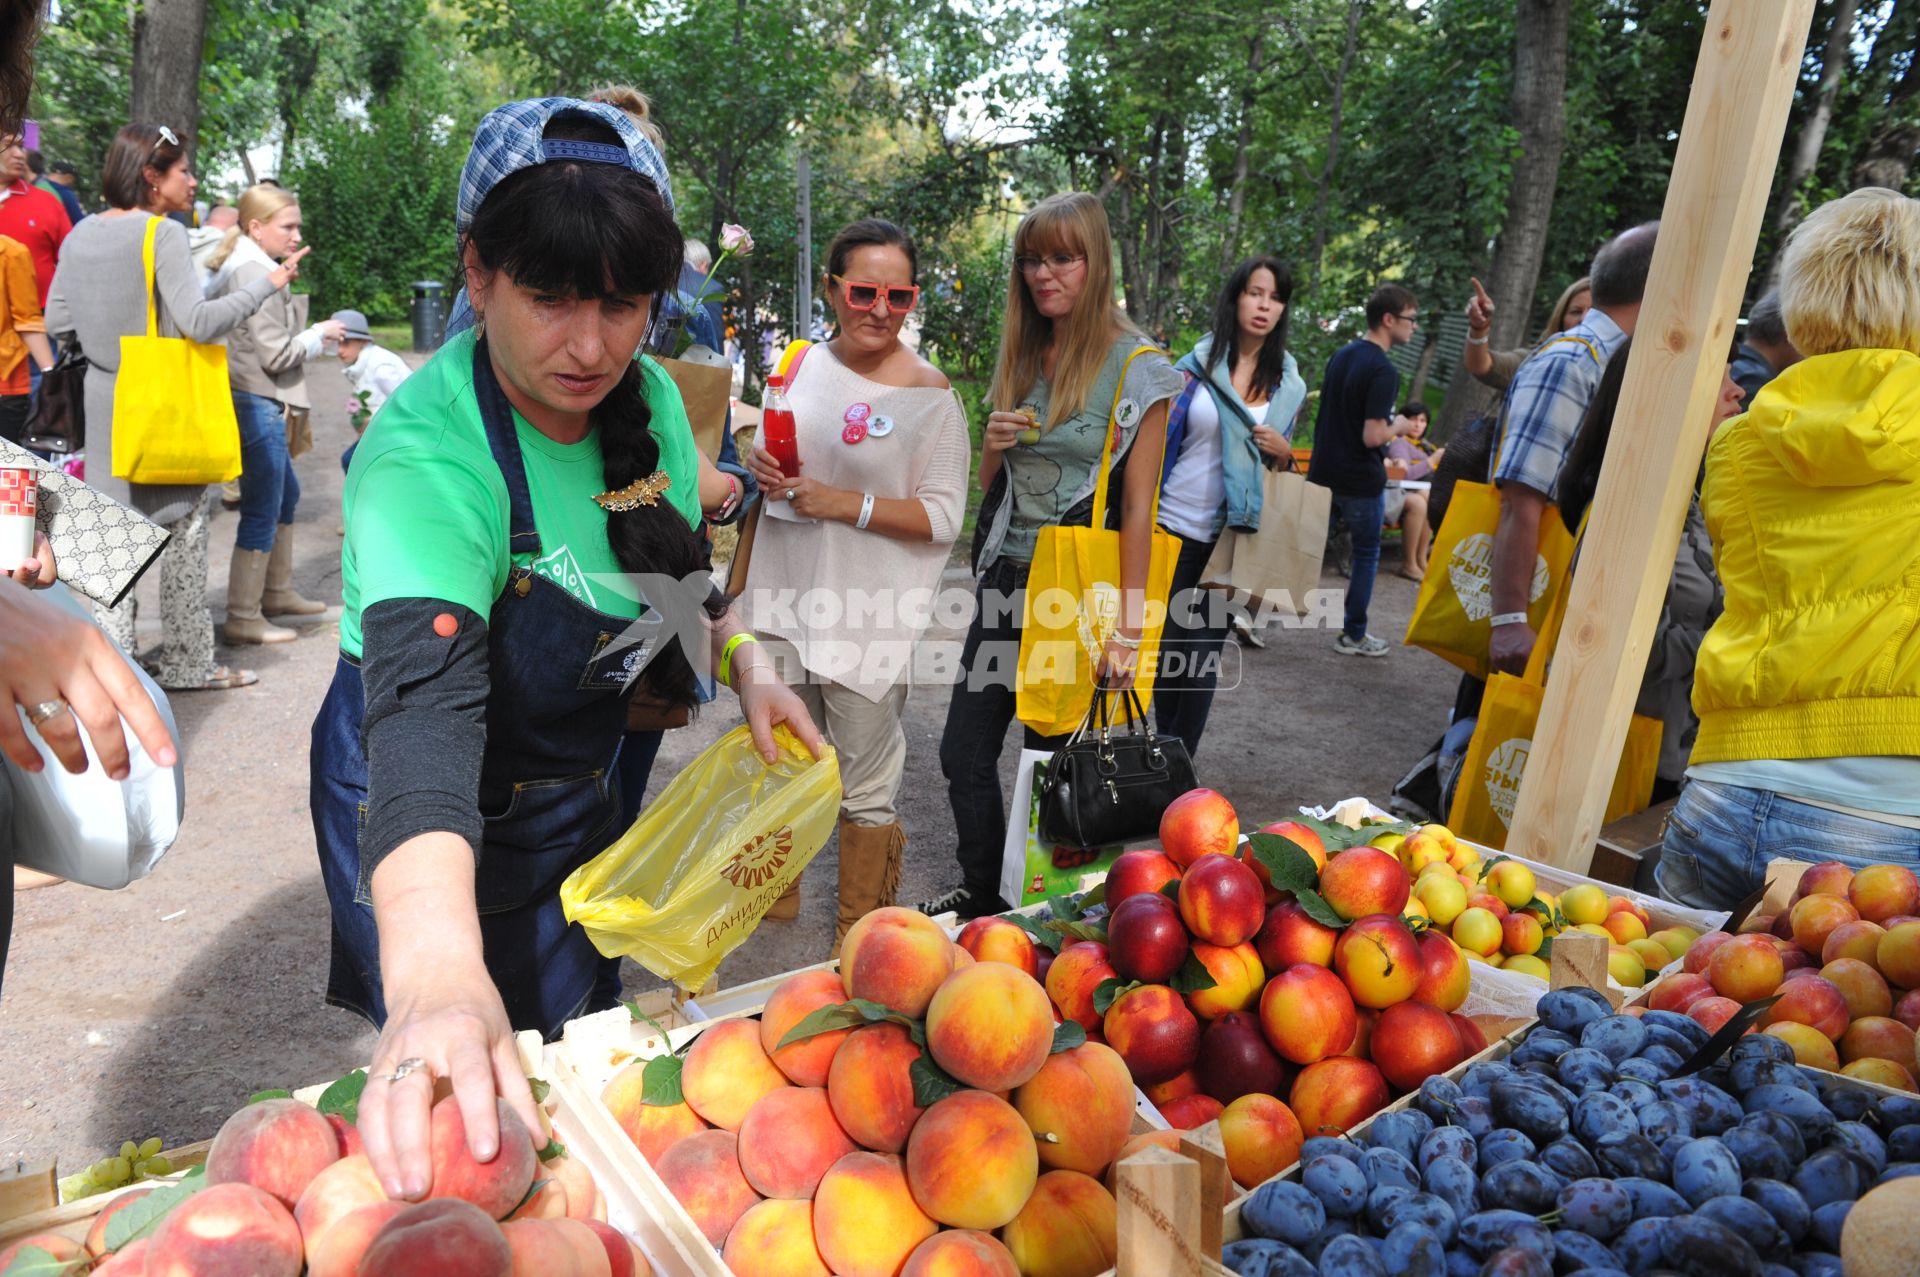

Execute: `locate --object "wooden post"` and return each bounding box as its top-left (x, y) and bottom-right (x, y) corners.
top-left (1114, 1146), bottom-right (1202, 1277)
top-left (1548, 932), bottom-right (1623, 1009)
top-left (1503, 0), bottom-right (1816, 870)
top-left (1178, 1122), bottom-right (1231, 1262)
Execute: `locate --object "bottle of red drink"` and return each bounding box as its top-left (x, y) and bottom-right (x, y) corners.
top-left (762, 374), bottom-right (801, 479)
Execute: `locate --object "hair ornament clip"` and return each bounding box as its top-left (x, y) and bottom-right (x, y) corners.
top-left (593, 470), bottom-right (672, 512)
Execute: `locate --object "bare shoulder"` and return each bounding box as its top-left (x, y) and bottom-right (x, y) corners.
top-left (900, 349), bottom-right (951, 390)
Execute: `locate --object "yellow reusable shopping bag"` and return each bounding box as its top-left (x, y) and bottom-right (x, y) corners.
top-left (559, 725), bottom-right (840, 990)
top-left (111, 216), bottom-right (244, 485)
top-left (1015, 347), bottom-right (1182, 737)
top-left (1403, 335), bottom-right (1598, 679)
top-left (1446, 573), bottom-right (1662, 850)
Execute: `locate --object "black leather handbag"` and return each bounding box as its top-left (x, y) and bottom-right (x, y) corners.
top-left (22, 340), bottom-right (87, 455)
top-left (1037, 686), bottom-right (1197, 852)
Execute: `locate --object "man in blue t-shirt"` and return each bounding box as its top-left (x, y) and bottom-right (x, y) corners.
top-left (1307, 283), bottom-right (1423, 656)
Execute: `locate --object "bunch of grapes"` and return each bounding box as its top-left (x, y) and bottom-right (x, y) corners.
top-left (58, 1138), bottom-right (173, 1202)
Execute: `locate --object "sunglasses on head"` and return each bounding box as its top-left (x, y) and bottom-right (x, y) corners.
top-left (831, 274), bottom-right (919, 314)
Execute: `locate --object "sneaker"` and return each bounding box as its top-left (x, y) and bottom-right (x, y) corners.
top-left (1333, 632), bottom-right (1390, 658)
top-left (1230, 616), bottom-right (1266, 649)
top-left (917, 886), bottom-right (1009, 921)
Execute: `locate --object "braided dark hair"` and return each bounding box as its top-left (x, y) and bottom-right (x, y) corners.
top-left (464, 110), bottom-right (722, 708)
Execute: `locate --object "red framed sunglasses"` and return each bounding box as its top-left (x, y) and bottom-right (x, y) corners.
top-left (830, 274), bottom-right (919, 313)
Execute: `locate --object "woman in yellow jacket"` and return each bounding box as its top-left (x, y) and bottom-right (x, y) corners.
top-left (1657, 187), bottom-right (1920, 910)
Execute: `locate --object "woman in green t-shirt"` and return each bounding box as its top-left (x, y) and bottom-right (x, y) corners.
top-left (311, 99), bottom-right (821, 1202)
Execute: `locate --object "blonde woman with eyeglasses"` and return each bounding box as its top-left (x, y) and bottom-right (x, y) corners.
top-left (741, 218), bottom-right (969, 950)
top-left (930, 191), bottom-right (1183, 919)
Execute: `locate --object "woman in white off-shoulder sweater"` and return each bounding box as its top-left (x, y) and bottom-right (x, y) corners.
top-left (742, 218), bottom-right (970, 952)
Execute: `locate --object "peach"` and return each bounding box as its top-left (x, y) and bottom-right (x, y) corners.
top-left (827, 1021), bottom-right (926, 1152)
top-left (902, 1229), bottom-right (1021, 1277)
top-left (813, 1152), bottom-right (939, 1277)
top-left (1451, 907), bottom-right (1504, 958)
top-left (1648, 972), bottom-right (1717, 1015)
top-left (1689, 996), bottom-right (1746, 1034)
top-left (85, 1184), bottom-right (153, 1256)
top-left (1649, 927), bottom-right (1699, 962)
top-left (1333, 914), bottom-right (1424, 1008)
top-left (1256, 900), bottom-right (1338, 970)
top-left (0, 1234), bottom-right (85, 1269)
top-left (1796, 860), bottom-right (1856, 900)
top-left (1218, 1093), bottom-right (1303, 1188)
top-left (957, 915), bottom-right (1041, 976)
top-left (1144, 1069), bottom-right (1200, 1107)
top-left (1763, 1022), bottom-right (1841, 1072)
top-left (760, 969), bottom-right (855, 1086)
top-left (546, 1154), bottom-right (599, 1222)
top-left (1822, 919), bottom-right (1887, 967)
top-left (681, 1018), bottom-right (791, 1131)
top-left (737, 1086), bottom-right (857, 1199)
top-left (1465, 892), bottom-right (1510, 920)
top-left (722, 1198), bottom-right (831, 1277)
top-left (840, 906), bottom-right (957, 1017)
top-left (1791, 893), bottom-right (1861, 957)
top-left (1103, 983), bottom-right (1200, 1084)
top-left (1258, 963), bottom-right (1357, 1064)
top-left (1319, 846), bottom-right (1411, 922)
top-left (1684, 930), bottom-right (1735, 974)
top-left (599, 1062), bottom-right (707, 1163)
top-left (1740, 912), bottom-right (1778, 935)
top-left (1451, 1014), bottom-right (1490, 1057)
top-left (1502, 912), bottom-right (1545, 956)
top-left (1772, 911), bottom-right (1798, 941)
top-left (1839, 1016), bottom-right (1920, 1076)
top-left (421, 1097), bottom-right (540, 1219)
top-left (144, 1181), bottom-right (305, 1277)
top-left (501, 1218), bottom-right (612, 1277)
top-left (1708, 933), bottom-right (1785, 1003)
top-left (1877, 921), bottom-right (1920, 989)
top-left (905, 1091), bottom-right (1039, 1229)
top-left (1013, 1042), bottom-right (1135, 1176)
top-left (581, 1219), bottom-right (648, 1277)
top-left (652, 1129), bottom-right (761, 1247)
top-left (1289, 1057), bottom-right (1390, 1137)
top-left (1107, 849), bottom-right (1184, 908)
top-left (294, 1152), bottom-right (386, 1252)
top-left (1603, 911), bottom-right (1649, 945)
top-left (1763, 974), bottom-right (1852, 1040)
top-left (1344, 1006), bottom-right (1380, 1059)
top-left (91, 1237), bottom-right (149, 1276)
top-left (1000, 1170), bottom-right (1118, 1277)
top-left (1843, 1058), bottom-right (1919, 1091)
top-left (1371, 1000), bottom-right (1465, 1091)
top-left (1106, 1131), bottom-right (1183, 1190)
top-left (1047, 941), bottom-right (1118, 1031)
top-left (1185, 941), bottom-right (1265, 1019)
top-left (1895, 988), bottom-right (1920, 1031)
top-left (326, 1114), bottom-right (363, 1159)
top-left (1412, 929), bottom-right (1471, 1012)
top-left (1106, 893), bottom-right (1190, 984)
top-left (1158, 1094), bottom-right (1225, 1129)
top-left (1629, 938), bottom-right (1676, 974)
top-left (1160, 788), bottom-right (1239, 868)
top-left (1851, 864), bottom-right (1920, 924)
top-left (205, 1097), bottom-right (342, 1211)
top-left (1486, 860), bottom-right (1538, 910)
top-left (308, 1201), bottom-right (410, 1277)
top-left (1609, 944), bottom-right (1649, 988)
top-left (926, 962), bottom-right (1056, 1091)
top-left (1399, 824), bottom-right (1457, 874)
top-left (1822, 957), bottom-right (1894, 1021)
top-left (1178, 854), bottom-right (1266, 946)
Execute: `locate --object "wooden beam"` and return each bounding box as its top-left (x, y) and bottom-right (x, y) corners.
top-left (1178, 1123), bottom-right (1231, 1262)
top-left (1502, 0), bottom-right (1816, 870)
top-left (1114, 1146), bottom-right (1202, 1277)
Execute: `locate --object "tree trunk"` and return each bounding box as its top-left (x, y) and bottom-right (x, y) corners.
top-left (1115, 181), bottom-right (1144, 320)
top-left (1220, 26), bottom-right (1267, 274)
top-left (1768, 0), bottom-right (1862, 274)
top-left (1153, 117), bottom-right (1186, 337)
top-left (1435, 0), bottom-right (1571, 440)
top-left (1853, 5), bottom-right (1919, 190)
top-left (1405, 327), bottom-right (1441, 404)
top-left (130, 0), bottom-right (209, 163)
top-left (1308, 0), bottom-right (1365, 278)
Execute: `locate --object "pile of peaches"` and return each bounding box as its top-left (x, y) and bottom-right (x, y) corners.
top-left (1642, 859), bottom-right (1920, 1092)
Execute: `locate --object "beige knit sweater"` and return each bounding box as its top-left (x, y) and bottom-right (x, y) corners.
top-left (743, 344), bottom-right (971, 700)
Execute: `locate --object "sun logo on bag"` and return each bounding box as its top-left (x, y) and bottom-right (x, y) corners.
top-left (1075, 582), bottom-right (1121, 662)
top-left (1484, 738), bottom-right (1532, 828)
top-left (721, 826), bottom-right (793, 890)
top-left (1447, 535), bottom-right (1553, 623)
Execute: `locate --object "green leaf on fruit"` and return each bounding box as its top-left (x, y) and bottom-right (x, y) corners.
top-left (247, 1089), bottom-right (292, 1104)
top-left (1247, 833), bottom-right (1323, 896)
top-left (1169, 950), bottom-right (1219, 994)
top-left (1078, 882), bottom-right (1107, 910)
top-left (537, 1138), bottom-right (567, 1163)
top-left (640, 1054), bottom-right (685, 1107)
top-left (1293, 889), bottom-right (1348, 931)
top-left (1045, 918), bottom-right (1108, 946)
top-left (1281, 812), bottom-right (1382, 853)
top-left (624, 1000), bottom-right (674, 1042)
top-left (1051, 890), bottom-right (1088, 922)
top-left (1159, 879), bottom-right (1183, 902)
top-left (909, 1051), bottom-right (966, 1107)
top-left (528, 1077), bottom-right (551, 1105)
top-left (316, 1069), bottom-right (368, 1124)
top-left (103, 1174), bottom-right (206, 1252)
top-left (0, 1244), bottom-right (88, 1276)
top-left (1476, 854), bottom-right (1511, 882)
top-left (775, 998), bottom-right (924, 1051)
top-left (1534, 934), bottom-right (1554, 961)
top-left (998, 910), bottom-right (1064, 954)
top-left (1091, 977), bottom-right (1139, 1016)
top-left (1050, 1021), bottom-right (1088, 1054)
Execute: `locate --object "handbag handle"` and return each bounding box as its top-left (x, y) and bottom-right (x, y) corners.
top-left (1065, 682), bottom-right (1171, 770)
top-left (140, 216), bottom-right (163, 340)
top-left (1088, 345), bottom-right (1167, 532)
top-left (1521, 504), bottom-right (1594, 687)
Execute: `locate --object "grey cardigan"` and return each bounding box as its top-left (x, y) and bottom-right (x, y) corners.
top-left (215, 237), bottom-right (315, 409)
top-left (44, 213), bottom-right (275, 524)
top-left (1636, 499), bottom-right (1723, 784)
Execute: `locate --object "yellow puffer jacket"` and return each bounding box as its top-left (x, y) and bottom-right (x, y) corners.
top-left (1691, 348), bottom-right (1920, 764)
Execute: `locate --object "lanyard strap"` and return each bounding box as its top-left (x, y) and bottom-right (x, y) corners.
top-left (1089, 345), bottom-right (1163, 530)
top-left (1521, 504), bottom-right (1593, 687)
top-left (140, 215), bottom-right (162, 339)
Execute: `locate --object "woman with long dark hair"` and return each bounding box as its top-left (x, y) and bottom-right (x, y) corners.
top-left (1153, 255), bottom-right (1306, 752)
top-left (310, 99), bottom-right (820, 1199)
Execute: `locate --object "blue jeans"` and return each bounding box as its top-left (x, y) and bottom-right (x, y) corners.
top-left (1153, 532), bottom-right (1229, 757)
top-left (1656, 779), bottom-right (1920, 911)
top-left (1329, 490), bottom-right (1385, 640)
top-left (235, 390), bottom-right (298, 552)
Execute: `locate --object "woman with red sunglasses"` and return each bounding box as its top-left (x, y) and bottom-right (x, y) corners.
top-left (741, 218), bottom-right (969, 953)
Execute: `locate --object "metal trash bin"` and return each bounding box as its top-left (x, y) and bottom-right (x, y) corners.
top-left (410, 281), bottom-right (447, 353)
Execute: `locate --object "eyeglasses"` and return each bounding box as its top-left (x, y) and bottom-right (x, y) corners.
top-left (1396, 312), bottom-right (1419, 325)
top-left (831, 275), bottom-right (919, 313)
top-left (1016, 253), bottom-right (1086, 276)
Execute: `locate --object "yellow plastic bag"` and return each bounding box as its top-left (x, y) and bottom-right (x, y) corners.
top-left (560, 724), bottom-right (840, 990)
top-left (112, 217), bottom-right (243, 485)
top-left (1016, 347), bottom-right (1181, 737)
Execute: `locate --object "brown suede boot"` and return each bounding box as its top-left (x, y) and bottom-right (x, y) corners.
top-left (831, 820), bottom-right (905, 958)
top-left (222, 549), bottom-right (297, 644)
top-left (262, 524), bottom-right (328, 616)
top-left (763, 876), bottom-right (803, 920)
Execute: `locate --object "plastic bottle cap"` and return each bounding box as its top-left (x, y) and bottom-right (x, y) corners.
top-left (767, 375), bottom-right (785, 389)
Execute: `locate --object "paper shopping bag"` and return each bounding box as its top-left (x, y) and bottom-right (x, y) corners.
top-left (1202, 465), bottom-right (1331, 615)
top-left (656, 354), bottom-right (734, 461)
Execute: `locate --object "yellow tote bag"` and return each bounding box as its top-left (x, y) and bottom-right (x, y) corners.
top-left (112, 216), bottom-right (243, 485)
top-left (1403, 335), bottom-right (1598, 679)
top-left (1446, 573), bottom-right (1662, 850)
top-left (1015, 347), bottom-right (1181, 737)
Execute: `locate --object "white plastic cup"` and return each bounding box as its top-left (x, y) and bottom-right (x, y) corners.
top-left (0, 465), bottom-right (40, 574)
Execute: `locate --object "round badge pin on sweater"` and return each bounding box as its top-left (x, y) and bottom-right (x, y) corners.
top-left (842, 421), bottom-right (867, 445)
top-left (867, 415), bottom-right (895, 438)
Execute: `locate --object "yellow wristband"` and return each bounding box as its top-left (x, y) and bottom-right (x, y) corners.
top-left (719, 632), bottom-right (760, 689)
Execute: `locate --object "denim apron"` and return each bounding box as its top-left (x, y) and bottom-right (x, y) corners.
top-left (311, 339), bottom-right (647, 1040)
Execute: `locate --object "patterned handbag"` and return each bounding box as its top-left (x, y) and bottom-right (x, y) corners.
top-left (0, 439), bottom-right (170, 609)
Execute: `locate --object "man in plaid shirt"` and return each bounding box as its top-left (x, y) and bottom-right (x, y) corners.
top-left (1487, 222), bottom-right (1660, 676)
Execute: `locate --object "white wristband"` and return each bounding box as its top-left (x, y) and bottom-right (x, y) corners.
top-left (1465, 334), bottom-right (1490, 346)
top-left (855, 492), bottom-right (875, 530)
top-left (1490, 612), bottom-right (1530, 628)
